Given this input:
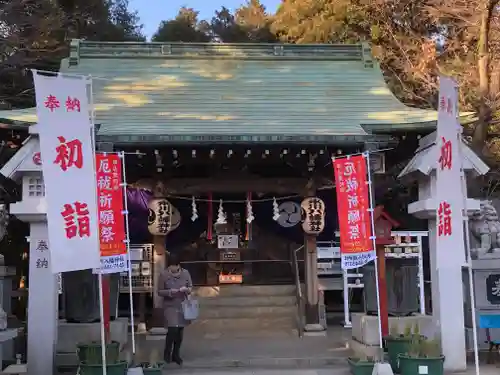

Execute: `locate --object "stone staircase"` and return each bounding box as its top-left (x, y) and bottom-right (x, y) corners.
top-left (187, 285), bottom-right (298, 338)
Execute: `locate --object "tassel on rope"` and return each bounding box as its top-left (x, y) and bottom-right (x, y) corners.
top-left (207, 192), bottom-right (213, 240)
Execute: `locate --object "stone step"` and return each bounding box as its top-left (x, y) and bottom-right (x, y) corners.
top-left (198, 295), bottom-right (296, 307)
top-left (199, 305), bottom-right (296, 319)
top-left (194, 285), bottom-right (295, 298)
top-left (189, 316), bottom-right (297, 332)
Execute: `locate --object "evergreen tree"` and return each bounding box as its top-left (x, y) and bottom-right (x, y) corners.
top-left (152, 7), bottom-right (210, 42)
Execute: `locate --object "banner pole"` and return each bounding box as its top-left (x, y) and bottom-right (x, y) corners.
top-left (364, 152), bottom-right (384, 350)
top-left (97, 273), bottom-right (108, 375)
top-left (457, 136), bottom-right (480, 375)
top-left (120, 151), bottom-right (136, 354)
top-left (88, 76), bottom-right (107, 375)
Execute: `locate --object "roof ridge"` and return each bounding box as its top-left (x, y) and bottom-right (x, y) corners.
top-left (69, 39), bottom-right (367, 64)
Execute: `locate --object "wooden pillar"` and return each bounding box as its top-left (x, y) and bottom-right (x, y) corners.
top-left (305, 234), bottom-right (319, 324)
top-left (151, 235), bottom-right (166, 329)
top-left (304, 184), bottom-right (319, 326)
top-left (376, 244), bottom-right (389, 337)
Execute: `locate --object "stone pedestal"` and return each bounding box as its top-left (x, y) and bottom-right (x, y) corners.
top-left (351, 313), bottom-right (435, 344)
top-left (350, 314), bottom-right (436, 359)
top-left (27, 222), bottom-right (58, 375)
top-left (56, 318), bottom-right (128, 366)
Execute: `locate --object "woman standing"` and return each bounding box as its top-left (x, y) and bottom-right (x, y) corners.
top-left (157, 253), bottom-right (193, 365)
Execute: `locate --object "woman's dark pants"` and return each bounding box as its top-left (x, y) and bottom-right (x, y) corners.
top-left (164, 327), bottom-right (184, 365)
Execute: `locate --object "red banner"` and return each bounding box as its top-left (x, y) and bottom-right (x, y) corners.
top-left (96, 154), bottom-right (126, 264)
top-left (333, 155), bottom-right (373, 268)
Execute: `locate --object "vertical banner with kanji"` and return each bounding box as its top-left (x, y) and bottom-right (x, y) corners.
top-left (96, 153), bottom-right (128, 274)
top-left (436, 76), bottom-right (466, 266)
top-left (33, 73), bottom-right (100, 273)
top-left (333, 155), bottom-right (375, 269)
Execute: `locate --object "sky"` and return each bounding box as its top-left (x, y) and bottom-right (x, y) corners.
top-left (128, 0), bottom-right (280, 40)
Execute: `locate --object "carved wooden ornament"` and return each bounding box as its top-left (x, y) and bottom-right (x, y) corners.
top-left (148, 198), bottom-right (172, 236)
top-left (301, 197), bottom-right (325, 235)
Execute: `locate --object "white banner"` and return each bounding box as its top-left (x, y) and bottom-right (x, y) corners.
top-left (33, 73), bottom-right (100, 273)
top-left (436, 75), bottom-right (466, 266)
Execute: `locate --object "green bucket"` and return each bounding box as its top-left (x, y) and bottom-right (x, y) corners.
top-left (385, 336), bottom-right (413, 373)
top-left (398, 355), bottom-right (444, 375)
top-left (347, 357), bottom-right (375, 375)
top-left (76, 341), bottom-right (120, 364)
top-left (78, 360), bottom-right (128, 375)
top-left (140, 361), bottom-right (166, 375)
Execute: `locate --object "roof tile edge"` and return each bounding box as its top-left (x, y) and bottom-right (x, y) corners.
top-left (71, 39), bottom-right (366, 61)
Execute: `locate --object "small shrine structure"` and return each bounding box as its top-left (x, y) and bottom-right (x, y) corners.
top-left (398, 131), bottom-right (489, 370)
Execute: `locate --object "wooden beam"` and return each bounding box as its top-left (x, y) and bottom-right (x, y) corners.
top-left (130, 175), bottom-right (335, 195)
top-left (165, 177), bottom-right (307, 194)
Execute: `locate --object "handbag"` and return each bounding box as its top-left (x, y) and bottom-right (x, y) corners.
top-left (181, 295), bottom-right (199, 321)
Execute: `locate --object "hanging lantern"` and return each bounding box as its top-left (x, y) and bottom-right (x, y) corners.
top-left (170, 205), bottom-right (181, 232)
top-left (148, 198), bottom-right (172, 235)
top-left (300, 197), bottom-right (325, 235)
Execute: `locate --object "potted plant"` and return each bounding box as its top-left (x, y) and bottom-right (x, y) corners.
top-left (77, 341), bottom-right (128, 375)
top-left (77, 341), bottom-right (121, 364)
top-left (138, 350), bottom-right (165, 375)
top-left (398, 336), bottom-right (444, 375)
top-left (347, 353), bottom-right (376, 375)
top-left (385, 322), bottom-right (421, 373)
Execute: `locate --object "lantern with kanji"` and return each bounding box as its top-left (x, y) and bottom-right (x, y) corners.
top-left (148, 198), bottom-right (172, 235)
top-left (300, 197), bottom-right (325, 235)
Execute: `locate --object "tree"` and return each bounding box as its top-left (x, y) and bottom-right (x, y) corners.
top-left (0, 0), bottom-right (145, 109)
top-left (271, 0), bottom-right (500, 163)
top-left (425, 0), bottom-right (500, 159)
top-left (210, 7), bottom-right (248, 42)
top-left (235, 0), bottom-right (277, 42)
top-left (271, 0), bottom-right (369, 44)
top-left (152, 7), bottom-right (210, 42)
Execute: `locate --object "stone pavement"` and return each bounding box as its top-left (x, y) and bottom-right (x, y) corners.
top-left (162, 364), bottom-right (500, 374)
top-left (131, 326), bottom-right (351, 369)
top-left (164, 370), bottom-right (346, 375)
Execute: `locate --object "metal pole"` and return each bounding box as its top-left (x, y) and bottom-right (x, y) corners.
top-left (97, 273), bottom-right (107, 375)
top-left (343, 269), bottom-right (351, 327)
top-left (120, 151), bottom-right (136, 354)
top-left (417, 235), bottom-right (426, 315)
top-left (458, 144), bottom-right (480, 375)
top-left (365, 152), bottom-right (384, 350)
top-left (88, 76), bottom-right (107, 375)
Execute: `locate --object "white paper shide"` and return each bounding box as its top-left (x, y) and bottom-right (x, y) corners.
top-left (33, 73), bottom-right (100, 273)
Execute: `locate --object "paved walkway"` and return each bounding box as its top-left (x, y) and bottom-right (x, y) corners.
top-left (165, 370), bottom-right (345, 375)
top-left (162, 364), bottom-right (500, 374)
top-left (130, 326), bottom-right (351, 369)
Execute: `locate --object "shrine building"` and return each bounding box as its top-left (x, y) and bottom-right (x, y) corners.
top-left (0, 40), bottom-right (440, 341)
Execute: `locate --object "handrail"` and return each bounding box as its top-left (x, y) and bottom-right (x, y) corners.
top-left (291, 245), bottom-right (305, 338)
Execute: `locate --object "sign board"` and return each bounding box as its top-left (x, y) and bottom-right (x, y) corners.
top-left (217, 234), bottom-right (239, 249)
top-left (33, 73), bottom-right (100, 273)
top-left (219, 274), bottom-right (243, 284)
top-left (317, 246), bottom-right (341, 259)
top-left (333, 154), bottom-right (375, 269)
top-left (95, 153), bottom-right (128, 274)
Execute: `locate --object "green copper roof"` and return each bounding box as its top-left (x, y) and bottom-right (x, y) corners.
top-left (0, 40), bottom-right (438, 144)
